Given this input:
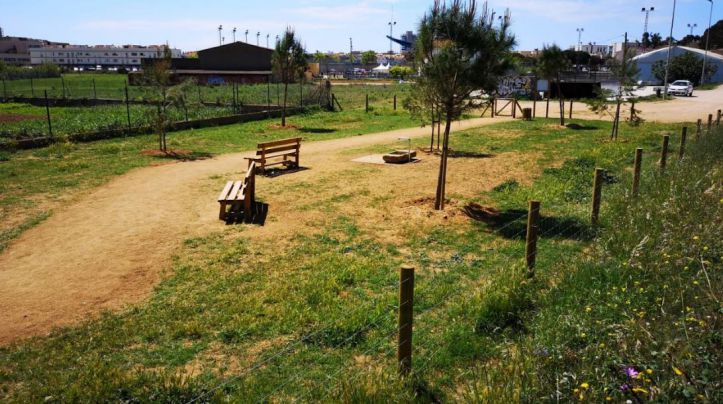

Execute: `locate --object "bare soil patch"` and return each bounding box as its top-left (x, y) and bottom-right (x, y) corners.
top-left (0, 117), bottom-right (519, 345)
top-left (0, 113), bottom-right (43, 124)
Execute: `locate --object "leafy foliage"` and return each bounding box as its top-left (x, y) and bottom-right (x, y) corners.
top-left (272, 28), bottom-right (307, 127)
top-left (652, 52), bottom-right (718, 86)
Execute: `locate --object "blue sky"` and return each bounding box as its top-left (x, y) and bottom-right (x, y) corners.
top-left (1, 0), bottom-right (720, 53)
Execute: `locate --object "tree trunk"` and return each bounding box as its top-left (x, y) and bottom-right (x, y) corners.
top-left (282, 82), bottom-right (289, 127)
top-left (434, 112), bottom-right (453, 211)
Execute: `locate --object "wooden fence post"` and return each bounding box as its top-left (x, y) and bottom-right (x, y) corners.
top-left (398, 265), bottom-right (415, 376)
top-left (532, 98), bottom-right (536, 118)
top-left (569, 99), bottom-right (573, 119)
top-left (393, 94), bottom-right (397, 111)
top-left (717, 109), bottom-right (721, 127)
top-left (44, 90), bottom-right (53, 137)
top-left (512, 98), bottom-right (517, 118)
top-left (632, 148), bottom-right (643, 197)
top-left (545, 98), bottom-right (550, 118)
top-left (707, 114), bottom-right (713, 133)
top-left (679, 127), bottom-right (687, 160)
top-left (491, 97), bottom-right (496, 118)
top-left (696, 119), bottom-right (702, 140)
top-left (630, 100), bottom-right (635, 122)
top-left (124, 85), bottom-right (131, 131)
top-left (660, 135), bottom-right (670, 171)
top-left (591, 168), bottom-right (604, 225)
top-left (365, 93), bottom-right (369, 113)
top-left (525, 201), bottom-right (541, 277)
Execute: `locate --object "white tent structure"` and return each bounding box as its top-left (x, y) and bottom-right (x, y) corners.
top-left (372, 63), bottom-right (391, 73)
top-left (632, 45), bottom-right (723, 85)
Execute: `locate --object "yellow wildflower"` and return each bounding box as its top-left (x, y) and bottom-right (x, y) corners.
top-left (693, 236), bottom-right (700, 241)
top-left (585, 306), bottom-right (592, 313)
top-left (581, 382), bottom-right (590, 389)
top-left (632, 387), bottom-right (648, 394)
top-left (646, 369), bottom-right (653, 375)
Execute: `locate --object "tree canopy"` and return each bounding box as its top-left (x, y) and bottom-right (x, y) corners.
top-left (414, 0), bottom-right (515, 210)
top-left (361, 50), bottom-right (377, 65)
top-left (652, 52), bottom-right (718, 86)
top-left (272, 28), bottom-right (307, 127)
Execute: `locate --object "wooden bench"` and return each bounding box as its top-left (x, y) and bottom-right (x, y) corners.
top-left (218, 162), bottom-right (256, 222)
top-left (244, 137), bottom-right (301, 173)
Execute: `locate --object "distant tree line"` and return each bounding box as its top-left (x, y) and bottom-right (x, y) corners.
top-left (0, 61), bottom-right (61, 80)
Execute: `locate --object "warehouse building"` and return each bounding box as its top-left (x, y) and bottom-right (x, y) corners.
top-left (138, 42), bottom-right (273, 85)
top-left (632, 45), bottom-right (723, 84)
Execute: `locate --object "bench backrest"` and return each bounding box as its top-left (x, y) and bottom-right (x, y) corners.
top-left (256, 137), bottom-right (302, 157)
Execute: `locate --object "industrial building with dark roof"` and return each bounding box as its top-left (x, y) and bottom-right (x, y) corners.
top-left (134, 42), bottom-right (273, 85)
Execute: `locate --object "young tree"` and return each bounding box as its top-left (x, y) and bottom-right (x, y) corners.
top-left (536, 44), bottom-right (570, 126)
top-left (142, 48), bottom-right (173, 153)
top-left (272, 28), bottom-right (307, 127)
top-left (415, 0), bottom-right (515, 210)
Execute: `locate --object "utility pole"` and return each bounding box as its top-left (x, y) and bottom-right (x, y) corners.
top-left (218, 25), bottom-right (223, 46)
top-left (663, 0), bottom-right (677, 98)
top-left (233, 27), bottom-right (237, 42)
top-left (256, 32), bottom-right (260, 46)
top-left (245, 29), bottom-right (249, 43)
top-left (266, 34), bottom-right (270, 48)
top-left (701, 0), bottom-right (714, 85)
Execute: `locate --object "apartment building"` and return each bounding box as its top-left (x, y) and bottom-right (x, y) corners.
top-left (30, 45), bottom-right (183, 69)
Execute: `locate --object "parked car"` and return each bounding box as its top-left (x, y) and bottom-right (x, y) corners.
top-left (667, 80), bottom-right (694, 97)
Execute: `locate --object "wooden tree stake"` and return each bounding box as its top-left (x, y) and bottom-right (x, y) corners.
top-left (660, 135), bottom-right (670, 171)
top-left (591, 168), bottom-right (604, 225)
top-left (679, 127), bottom-right (687, 160)
top-left (398, 265), bottom-right (415, 376)
top-left (632, 148), bottom-right (643, 196)
top-left (525, 201), bottom-right (541, 277)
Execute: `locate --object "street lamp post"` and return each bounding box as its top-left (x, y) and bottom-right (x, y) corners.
top-left (641, 7), bottom-right (655, 37)
top-left (266, 34), bottom-right (270, 48)
top-left (388, 20), bottom-right (396, 54)
top-left (233, 27), bottom-right (237, 42)
top-left (701, 0), bottom-right (714, 85)
top-left (245, 30), bottom-right (249, 43)
top-left (687, 23), bottom-right (698, 36)
top-left (256, 32), bottom-right (260, 46)
top-left (218, 25), bottom-right (223, 46)
top-left (576, 28), bottom-right (584, 51)
top-left (663, 0), bottom-right (677, 97)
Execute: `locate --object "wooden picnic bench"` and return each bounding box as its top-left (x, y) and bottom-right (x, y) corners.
top-left (218, 161), bottom-right (256, 222)
top-left (244, 137), bottom-right (301, 173)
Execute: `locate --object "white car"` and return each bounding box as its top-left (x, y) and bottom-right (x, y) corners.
top-left (667, 80), bottom-right (694, 97)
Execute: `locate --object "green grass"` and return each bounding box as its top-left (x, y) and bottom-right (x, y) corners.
top-left (696, 83), bottom-right (720, 91)
top-left (2, 117), bottom-right (718, 402)
top-left (0, 102), bottom-right (234, 140)
top-left (2, 73), bottom-right (412, 111)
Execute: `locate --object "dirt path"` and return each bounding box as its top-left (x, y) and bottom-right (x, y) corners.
top-left (0, 117), bottom-right (512, 346)
top-left (518, 85), bottom-right (723, 123)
